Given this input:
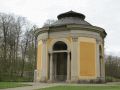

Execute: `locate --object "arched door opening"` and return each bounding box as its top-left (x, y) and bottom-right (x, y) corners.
top-left (53, 41), bottom-right (67, 81)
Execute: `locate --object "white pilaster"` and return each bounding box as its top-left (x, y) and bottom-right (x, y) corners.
top-left (41, 39), bottom-right (47, 81)
top-left (67, 52), bottom-right (71, 82)
top-left (96, 39), bottom-right (100, 79)
top-left (101, 43), bottom-right (105, 81)
top-left (71, 36), bottom-right (78, 82)
top-left (49, 53), bottom-right (53, 81)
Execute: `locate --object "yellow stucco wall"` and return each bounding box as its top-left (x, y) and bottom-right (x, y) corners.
top-left (37, 40), bottom-right (42, 80)
top-left (37, 36), bottom-right (98, 80)
top-left (78, 37), bottom-right (96, 79)
top-left (67, 36), bottom-right (72, 43)
top-left (47, 38), bottom-right (52, 48)
top-left (36, 38), bottom-right (53, 80)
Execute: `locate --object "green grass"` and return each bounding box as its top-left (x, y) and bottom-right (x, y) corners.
top-left (0, 82), bottom-right (31, 89)
top-left (37, 86), bottom-right (120, 90)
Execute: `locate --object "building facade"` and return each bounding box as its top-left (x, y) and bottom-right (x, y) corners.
top-left (34, 11), bottom-right (107, 83)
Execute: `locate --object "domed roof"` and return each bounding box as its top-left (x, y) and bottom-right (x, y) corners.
top-left (35, 11), bottom-right (107, 38)
top-left (50, 11), bottom-right (92, 27)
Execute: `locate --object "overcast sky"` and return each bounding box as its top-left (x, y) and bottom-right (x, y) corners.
top-left (0, 0), bottom-right (120, 56)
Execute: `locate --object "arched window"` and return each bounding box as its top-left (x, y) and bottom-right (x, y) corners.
top-left (53, 41), bottom-right (67, 50)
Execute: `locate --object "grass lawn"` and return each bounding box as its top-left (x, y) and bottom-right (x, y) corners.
top-left (37, 86), bottom-right (120, 90)
top-left (0, 82), bottom-right (31, 89)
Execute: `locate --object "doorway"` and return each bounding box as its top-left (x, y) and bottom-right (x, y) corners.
top-left (53, 41), bottom-right (67, 81)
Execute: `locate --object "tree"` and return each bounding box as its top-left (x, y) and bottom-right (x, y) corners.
top-left (0, 12), bottom-right (37, 81)
top-left (43, 19), bottom-right (56, 27)
top-left (105, 55), bottom-right (120, 81)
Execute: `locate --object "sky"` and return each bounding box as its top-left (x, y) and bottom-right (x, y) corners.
top-left (0, 0), bottom-right (120, 56)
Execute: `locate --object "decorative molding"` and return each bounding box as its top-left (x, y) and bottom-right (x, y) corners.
top-left (36, 24), bottom-right (106, 39)
top-left (49, 30), bottom-right (70, 38)
top-left (37, 32), bottom-right (48, 41)
top-left (72, 36), bottom-right (78, 42)
top-left (49, 38), bottom-right (70, 51)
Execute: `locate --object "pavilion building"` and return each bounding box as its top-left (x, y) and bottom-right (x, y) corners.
top-left (34, 11), bottom-right (107, 83)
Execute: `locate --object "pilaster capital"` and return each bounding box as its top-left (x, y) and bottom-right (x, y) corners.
top-left (72, 36), bottom-right (78, 42)
top-left (96, 39), bottom-right (102, 44)
top-left (96, 39), bottom-right (100, 44)
top-left (96, 39), bottom-right (104, 46)
top-left (42, 39), bottom-right (47, 44)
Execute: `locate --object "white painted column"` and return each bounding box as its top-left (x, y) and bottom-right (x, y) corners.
top-left (96, 39), bottom-right (100, 79)
top-left (54, 54), bottom-right (57, 80)
top-left (67, 52), bottom-right (70, 82)
top-left (101, 42), bottom-right (105, 81)
top-left (49, 53), bottom-right (53, 81)
top-left (41, 39), bottom-right (47, 81)
top-left (71, 36), bottom-right (78, 82)
top-left (96, 39), bottom-right (105, 82)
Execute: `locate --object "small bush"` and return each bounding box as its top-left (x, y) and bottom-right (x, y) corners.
top-left (106, 76), bottom-right (120, 82)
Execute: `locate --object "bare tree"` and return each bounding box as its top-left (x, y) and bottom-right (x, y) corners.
top-left (0, 12), bottom-right (37, 81)
top-left (43, 19), bottom-right (56, 27)
top-left (105, 55), bottom-right (120, 81)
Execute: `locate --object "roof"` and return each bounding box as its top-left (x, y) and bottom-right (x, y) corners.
top-left (50, 11), bottom-right (92, 27)
top-left (37, 11), bottom-right (106, 38)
